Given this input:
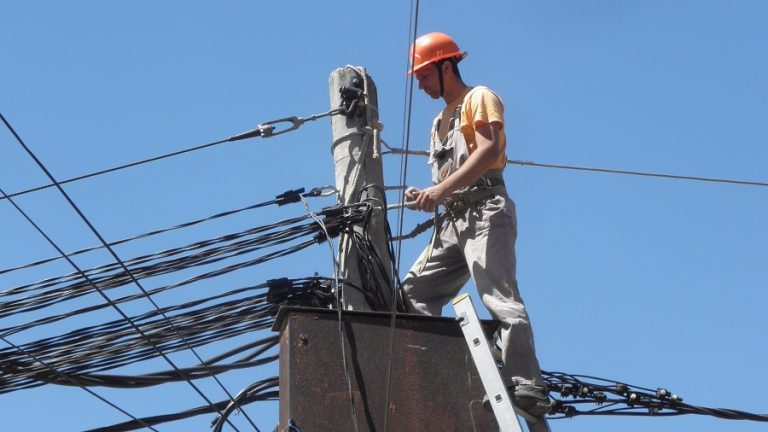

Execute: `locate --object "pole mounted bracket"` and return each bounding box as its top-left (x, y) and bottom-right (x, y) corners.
top-left (338, 76), bottom-right (364, 117)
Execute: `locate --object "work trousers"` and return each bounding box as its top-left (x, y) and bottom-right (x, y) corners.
top-left (402, 192), bottom-right (545, 387)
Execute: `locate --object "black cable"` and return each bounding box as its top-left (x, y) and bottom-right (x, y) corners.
top-left (0, 276), bottom-right (335, 394)
top-left (389, 214), bottom-right (442, 241)
top-left (384, 4), bottom-right (420, 431)
top-left (0, 196), bottom-right (278, 275)
top-left (0, 137), bottom-right (232, 201)
top-left (84, 378), bottom-right (279, 432)
top-left (0, 335), bottom-right (159, 431)
top-left (0, 210), bottom-right (353, 344)
top-left (394, 0), bottom-right (421, 272)
top-left (542, 370), bottom-right (768, 422)
top-left (212, 379), bottom-right (280, 432)
top-left (0, 113), bottom-right (251, 431)
top-left (0, 217), bottom-right (320, 322)
top-left (0, 293), bottom-right (278, 393)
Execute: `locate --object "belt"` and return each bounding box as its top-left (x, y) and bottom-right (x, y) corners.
top-left (473, 176), bottom-right (505, 188)
top-left (443, 179), bottom-right (505, 217)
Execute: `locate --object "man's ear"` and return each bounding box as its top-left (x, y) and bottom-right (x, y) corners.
top-left (442, 60), bottom-right (453, 77)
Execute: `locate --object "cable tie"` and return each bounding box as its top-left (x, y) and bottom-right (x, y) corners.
top-left (595, 391), bottom-right (607, 404)
top-left (275, 188), bottom-right (306, 206)
top-left (318, 204), bottom-right (344, 218)
top-left (266, 278), bottom-right (294, 303)
top-left (550, 399), bottom-right (564, 413)
top-left (564, 405), bottom-right (576, 417)
top-left (314, 220), bottom-right (343, 244)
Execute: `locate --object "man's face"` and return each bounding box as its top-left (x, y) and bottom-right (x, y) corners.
top-left (415, 66), bottom-right (440, 99)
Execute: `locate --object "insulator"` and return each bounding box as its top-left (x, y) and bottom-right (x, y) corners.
top-left (550, 399), bottom-right (564, 413)
top-left (579, 385), bottom-right (590, 396)
top-left (595, 392), bottom-right (607, 404)
top-left (671, 394), bottom-right (683, 402)
top-left (649, 405), bottom-right (660, 415)
top-left (564, 406), bottom-right (576, 417)
top-left (559, 385), bottom-right (571, 397)
top-left (628, 393), bottom-right (638, 406)
top-left (656, 388), bottom-right (669, 398)
top-left (615, 383), bottom-right (628, 395)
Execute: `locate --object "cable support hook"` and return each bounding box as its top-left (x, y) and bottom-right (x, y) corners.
top-left (303, 185), bottom-right (338, 198)
top-left (227, 108), bottom-right (346, 142)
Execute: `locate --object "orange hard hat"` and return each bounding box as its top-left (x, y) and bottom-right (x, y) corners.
top-left (407, 32), bottom-right (468, 75)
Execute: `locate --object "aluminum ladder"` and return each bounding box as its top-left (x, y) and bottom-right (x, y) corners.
top-left (452, 294), bottom-right (551, 432)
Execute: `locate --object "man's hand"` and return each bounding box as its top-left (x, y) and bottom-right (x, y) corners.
top-left (406, 185), bottom-right (449, 213)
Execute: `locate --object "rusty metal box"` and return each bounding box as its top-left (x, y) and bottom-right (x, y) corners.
top-left (274, 307), bottom-right (497, 431)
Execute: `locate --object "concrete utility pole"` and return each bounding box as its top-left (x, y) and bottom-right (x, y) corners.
top-left (328, 66), bottom-right (394, 311)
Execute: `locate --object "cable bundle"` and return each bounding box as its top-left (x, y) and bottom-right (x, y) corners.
top-left (543, 370), bottom-right (768, 422)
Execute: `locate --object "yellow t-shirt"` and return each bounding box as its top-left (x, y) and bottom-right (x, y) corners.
top-left (432, 86), bottom-right (507, 170)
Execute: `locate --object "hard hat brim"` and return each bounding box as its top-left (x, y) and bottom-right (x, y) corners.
top-left (407, 51), bottom-right (468, 76)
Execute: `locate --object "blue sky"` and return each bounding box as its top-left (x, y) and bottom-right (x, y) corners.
top-left (2, 1), bottom-right (767, 431)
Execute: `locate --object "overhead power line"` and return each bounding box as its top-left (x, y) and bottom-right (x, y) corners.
top-left (0, 186), bottom-right (334, 276)
top-left (0, 334), bottom-right (159, 431)
top-left (1, 108), bottom-right (344, 202)
top-left (543, 370), bottom-right (768, 422)
top-left (383, 146), bottom-right (768, 188)
top-left (507, 159), bottom-right (768, 188)
top-left (0, 137), bottom-right (232, 201)
top-left (0, 112), bottom-right (255, 432)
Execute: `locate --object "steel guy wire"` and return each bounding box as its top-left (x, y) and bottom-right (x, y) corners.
top-left (382, 144), bottom-right (768, 188)
top-left (1, 107), bottom-right (345, 202)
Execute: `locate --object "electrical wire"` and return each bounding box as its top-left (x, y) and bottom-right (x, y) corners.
top-left (382, 144), bottom-right (768, 188)
top-left (0, 276), bottom-right (337, 394)
top-left (301, 195), bottom-right (360, 432)
top-left (542, 370), bottom-right (768, 422)
top-left (0, 334), bottom-right (160, 431)
top-left (0, 188), bottom-right (313, 275)
top-left (383, 4), bottom-right (420, 431)
top-left (0, 216), bottom-right (321, 325)
top-left (85, 378), bottom-right (279, 432)
top-left (0, 137), bottom-right (231, 201)
top-left (0, 113), bottom-right (252, 431)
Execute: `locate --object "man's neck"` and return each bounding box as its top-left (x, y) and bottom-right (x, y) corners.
top-left (442, 82), bottom-right (470, 106)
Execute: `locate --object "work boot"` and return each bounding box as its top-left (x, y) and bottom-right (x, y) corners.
top-left (512, 384), bottom-right (551, 418)
top-left (483, 384), bottom-right (551, 419)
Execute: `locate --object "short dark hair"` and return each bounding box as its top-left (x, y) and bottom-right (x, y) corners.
top-left (442, 58), bottom-right (462, 80)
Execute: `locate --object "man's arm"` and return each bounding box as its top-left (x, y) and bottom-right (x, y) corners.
top-left (410, 121), bottom-right (503, 212)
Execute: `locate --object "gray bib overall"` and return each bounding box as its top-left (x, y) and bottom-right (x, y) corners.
top-left (402, 87), bottom-right (545, 388)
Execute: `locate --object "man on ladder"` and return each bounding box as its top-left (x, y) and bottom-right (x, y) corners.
top-left (402, 31), bottom-right (551, 422)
